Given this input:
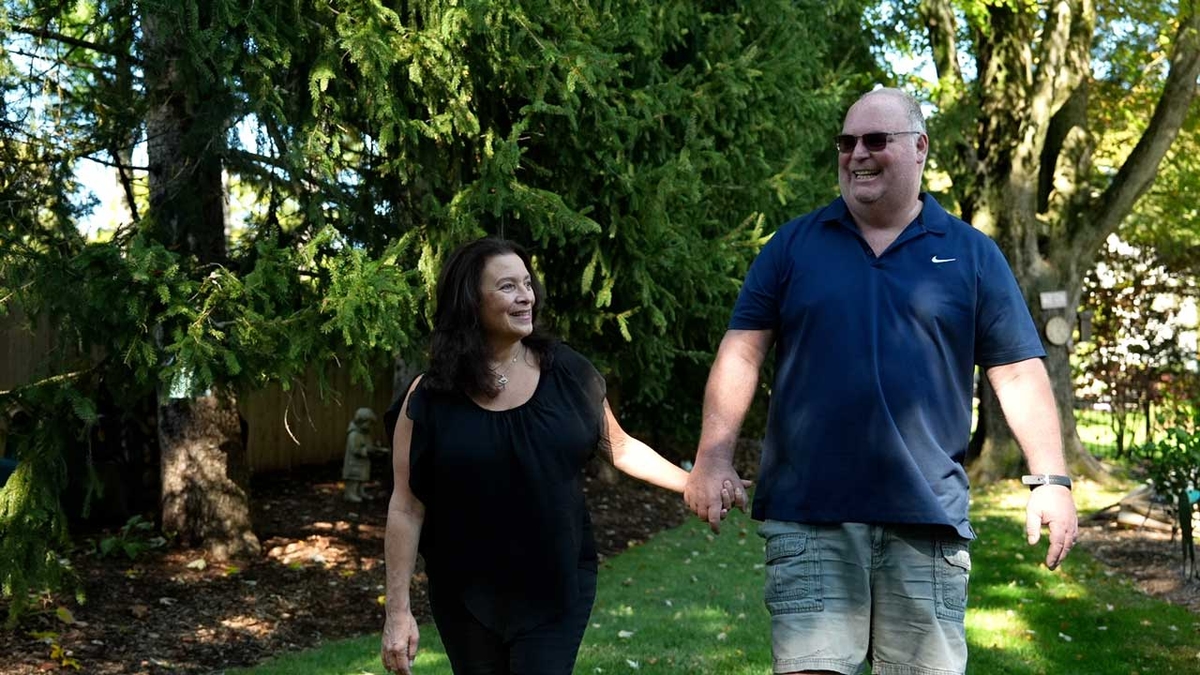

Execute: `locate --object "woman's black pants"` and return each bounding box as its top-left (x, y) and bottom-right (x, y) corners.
top-left (430, 569), bottom-right (597, 675)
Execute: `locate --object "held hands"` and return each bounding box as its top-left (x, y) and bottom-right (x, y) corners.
top-left (1025, 485), bottom-right (1079, 571)
top-left (684, 461), bottom-right (751, 534)
top-left (381, 609), bottom-right (420, 674)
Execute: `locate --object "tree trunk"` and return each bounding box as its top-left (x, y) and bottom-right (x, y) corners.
top-left (929, 0), bottom-right (1200, 485)
top-left (970, 274), bottom-right (1105, 484)
top-left (967, 376), bottom-right (1020, 483)
top-left (1034, 310), bottom-right (1104, 478)
top-left (158, 389), bottom-right (259, 559)
top-left (143, 1), bottom-right (257, 558)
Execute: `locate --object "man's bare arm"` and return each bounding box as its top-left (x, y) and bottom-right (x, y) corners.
top-left (685, 329), bottom-right (773, 533)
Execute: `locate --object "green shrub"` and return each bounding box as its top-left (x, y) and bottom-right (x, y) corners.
top-left (1134, 392), bottom-right (1200, 579)
top-left (92, 514), bottom-right (167, 561)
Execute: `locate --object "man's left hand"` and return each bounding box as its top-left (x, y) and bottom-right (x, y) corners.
top-left (1025, 485), bottom-right (1078, 571)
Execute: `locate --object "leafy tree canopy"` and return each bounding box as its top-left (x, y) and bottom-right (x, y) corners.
top-left (853, 0), bottom-right (1199, 482)
top-left (0, 0), bottom-right (878, 622)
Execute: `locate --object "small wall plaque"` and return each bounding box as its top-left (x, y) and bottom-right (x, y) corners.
top-left (1039, 291), bottom-right (1069, 310)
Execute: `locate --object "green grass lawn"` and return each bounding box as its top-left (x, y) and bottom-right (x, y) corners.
top-left (1074, 408), bottom-right (1153, 460)
top-left (229, 480), bottom-right (1200, 674)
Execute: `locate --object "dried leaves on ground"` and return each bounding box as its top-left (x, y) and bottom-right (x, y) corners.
top-left (1077, 508), bottom-right (1200, 614)
top-left (1, 462), bottom-right (1196, 674)
top-left (0, 462), bottom-right (690, 674)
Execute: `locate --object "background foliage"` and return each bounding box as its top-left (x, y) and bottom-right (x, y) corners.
top-left (1075, 235), bottom-right (1197, 457)
top-left (4, 0), bottom-right (1195, 634)
top-left (0, 0), bottom-right (879, 623)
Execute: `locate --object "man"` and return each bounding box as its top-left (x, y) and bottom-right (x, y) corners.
top-left (684, 88), bottom-right (1078, 675)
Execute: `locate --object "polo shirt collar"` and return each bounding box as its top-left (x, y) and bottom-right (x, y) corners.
top-left (820, 192), bottom-right (950, 236)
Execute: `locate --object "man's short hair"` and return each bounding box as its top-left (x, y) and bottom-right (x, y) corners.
top-left (858, 88), bottom-right (926, 133)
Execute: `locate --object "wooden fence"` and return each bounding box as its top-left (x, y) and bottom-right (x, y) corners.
top-left (1, 312), bottom-right (397, 473)
top-left (239, 368), bottom-right (395, 472)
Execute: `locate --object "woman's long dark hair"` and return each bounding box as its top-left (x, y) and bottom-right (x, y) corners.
top-left (424, 237), bottom-right (557, 398)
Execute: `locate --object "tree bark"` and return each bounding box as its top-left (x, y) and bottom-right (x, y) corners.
top-left (158, 389), bottom-right (258, 559)
top-left (967, 375), bottom-right (1019, 482)
top-left (143, 1), bottom-right (258, 558)
top-left (920, 0), bottom-right (1200, 484)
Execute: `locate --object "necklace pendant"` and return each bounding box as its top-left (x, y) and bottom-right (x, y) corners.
top-left (496, 374), bottom-right (508, 389)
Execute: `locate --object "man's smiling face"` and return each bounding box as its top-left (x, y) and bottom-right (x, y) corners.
top-left (837, 93), bottom-right (928, 216)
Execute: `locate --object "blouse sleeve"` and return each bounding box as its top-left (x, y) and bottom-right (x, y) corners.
top-left (558, 344), bottom-right (611, 463)
top-left (404, 383), bottom-right (435, 506)
top-left (589, 362), bottom-right (613, 464)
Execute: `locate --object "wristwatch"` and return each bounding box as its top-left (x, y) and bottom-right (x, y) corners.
top-left (1021, 474), bottom-right (1072, 491)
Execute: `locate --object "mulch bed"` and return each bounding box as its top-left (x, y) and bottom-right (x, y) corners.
top-left (0, 461), bottom-right (691, 674)
top-left (1077, 508), bottom-right (1200, 615)
top-left (2, 455), bottom-right (1197, 674)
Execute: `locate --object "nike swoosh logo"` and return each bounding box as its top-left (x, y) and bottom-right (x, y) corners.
top-left (931, 256), bottom-right (957, 264)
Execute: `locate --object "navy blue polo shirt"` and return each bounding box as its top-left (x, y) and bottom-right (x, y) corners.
top-left (731, 194), bottom-right (1045, 539)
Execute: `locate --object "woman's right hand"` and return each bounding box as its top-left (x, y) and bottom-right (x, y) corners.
top-left (381, 610), bottom-right (420, 674)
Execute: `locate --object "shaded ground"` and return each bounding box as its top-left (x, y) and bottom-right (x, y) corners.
top-left (2, 459), bottom-right (1197, 674)
top-left (0, 461), bottom-right (692, 674)
top-left (1077, 507), bottom-right (1200, 614)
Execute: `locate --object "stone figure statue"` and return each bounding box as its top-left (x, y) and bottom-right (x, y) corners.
top-left (343, 407), bottom-right (384, 503)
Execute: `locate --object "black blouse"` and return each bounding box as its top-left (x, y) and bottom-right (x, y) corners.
top-left (400, 342), bottom-right (609, 637)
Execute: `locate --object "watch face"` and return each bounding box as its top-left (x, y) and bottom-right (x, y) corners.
top-left (1045, 316), bottom-right (1071, 345)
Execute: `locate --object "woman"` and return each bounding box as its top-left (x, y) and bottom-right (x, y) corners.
top-left (380, 238), bottom-right (717, 675)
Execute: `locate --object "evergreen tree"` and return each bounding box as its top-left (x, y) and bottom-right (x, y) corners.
top-left (0, 0), bottom-right (869, 623)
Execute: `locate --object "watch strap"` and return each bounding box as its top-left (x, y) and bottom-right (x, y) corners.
top-left (1021, 474), bottom-right (1072, 491)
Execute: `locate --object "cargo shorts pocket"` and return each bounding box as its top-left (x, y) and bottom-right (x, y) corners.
top-left (763, 532), bottom-right (823, 615)
top-left (934, 540), bottom-right (971, 621)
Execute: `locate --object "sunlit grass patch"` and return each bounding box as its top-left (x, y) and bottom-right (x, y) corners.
top-left (231, 481), bottom-right (1199, 674)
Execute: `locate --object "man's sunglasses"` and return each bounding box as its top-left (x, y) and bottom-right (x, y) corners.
top-left (835, 131), bottom-right (922, 154)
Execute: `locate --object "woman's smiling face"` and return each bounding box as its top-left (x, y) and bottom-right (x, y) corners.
top-left (477, 252), bottom-right (535, 342)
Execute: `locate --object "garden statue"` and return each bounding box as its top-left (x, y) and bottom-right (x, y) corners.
top-left (343, 407), bottom-right (384, 503)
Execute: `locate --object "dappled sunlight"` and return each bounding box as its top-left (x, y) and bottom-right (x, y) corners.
top-left (972, 484), bottom-right (1034, 517)
top-left (591, 601), bottom-right (742, 637)
top-left (580, 510), bottom-right (772, 673)
top-left (973, 579), bottom-right (1037, 604)
top-left (222, 631), bottom-right (453, 674)
top-left (1, 464), bottom-right (398, 674)
top-left (961, 482), bottom-right (1200, 674)
top-left (221, 483), bottom-right (1199, 674)
top-left (967, 605), bottom-right (1032, 642)
top-left (219, 613), bottom-right (277, 634)
top-left (971, 478), bottom-right (1130, 520)
top-left (411, 649), bottom-right (450, 671)
top-left (972, 558), bottom-right (1094, 616)
top-left (1069, 478), bottom-right (1132, 513)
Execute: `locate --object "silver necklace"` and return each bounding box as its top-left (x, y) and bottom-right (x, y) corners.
top-left (493, 346), bottom-right (523, 390)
